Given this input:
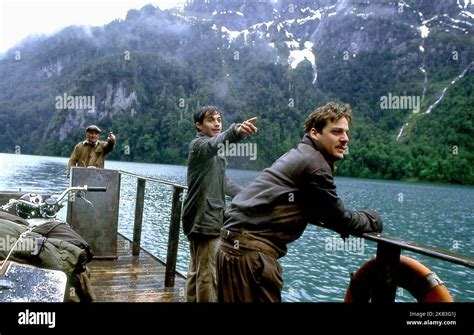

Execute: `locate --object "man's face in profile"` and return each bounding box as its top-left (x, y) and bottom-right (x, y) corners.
top-left (87, 130), bottom-right (100, 144)
top-left (310, 117), bottom-right (349, 161)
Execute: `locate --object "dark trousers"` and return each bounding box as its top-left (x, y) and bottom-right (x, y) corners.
top-left (216, 230), bottom-right (283, 302)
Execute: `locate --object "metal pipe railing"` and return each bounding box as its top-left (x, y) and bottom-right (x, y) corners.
top-left (362, 232), bottom-right (474, 269)
top-left (119, 170), bottom-right (187, 189)
top-left (118, 170), bottom-right (187, 288)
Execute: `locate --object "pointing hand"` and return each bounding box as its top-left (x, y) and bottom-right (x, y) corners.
top-left (238, 117), bottom-right (258, 136)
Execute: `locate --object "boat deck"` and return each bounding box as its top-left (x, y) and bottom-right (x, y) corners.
top-left (89, 234), bottom-right (186, 302)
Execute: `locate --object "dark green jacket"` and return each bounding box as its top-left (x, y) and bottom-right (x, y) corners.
top-left (182, 124), bottom-right (244, 237)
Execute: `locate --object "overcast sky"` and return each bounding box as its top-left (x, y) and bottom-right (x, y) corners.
top-left (0, 0), bottom-right (186, 53)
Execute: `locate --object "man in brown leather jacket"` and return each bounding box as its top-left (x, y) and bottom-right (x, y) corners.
top-left (216, 102), bottom-right (383, 302)
top-left (66, 125), bottom-right (116, 177)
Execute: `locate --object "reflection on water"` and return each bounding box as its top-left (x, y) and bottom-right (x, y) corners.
top-left (0, 153), bottom-right (473, 302)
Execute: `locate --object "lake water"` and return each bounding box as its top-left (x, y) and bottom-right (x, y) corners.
top-left (0, 152), bottom-right (473, 302)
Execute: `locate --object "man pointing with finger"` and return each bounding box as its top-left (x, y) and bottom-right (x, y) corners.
top-left (66, 125), bottom-right (116, 177)
top-left (182, 105), bottom-right (258, 302)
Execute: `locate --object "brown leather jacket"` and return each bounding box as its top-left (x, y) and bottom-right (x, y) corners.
top-left (223, 135), bottom-right (383, 258)
top-left (67, 140), bottom-right (114, 176)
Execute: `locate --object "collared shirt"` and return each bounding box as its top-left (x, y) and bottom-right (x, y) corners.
top-left (83, 140), bottom-right (99, 148)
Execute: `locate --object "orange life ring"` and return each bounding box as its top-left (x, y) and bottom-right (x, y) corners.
top-left (345, 255), bottom-right (453, 302)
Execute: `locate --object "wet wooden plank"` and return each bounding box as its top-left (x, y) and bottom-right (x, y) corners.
top-left (88, 234), bottom-right (186, 302)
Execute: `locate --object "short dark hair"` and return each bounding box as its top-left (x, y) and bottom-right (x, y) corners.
top-left (194, 106), bottom-right (222, 130)
top-left (304, 102), bottom-right (352, 134)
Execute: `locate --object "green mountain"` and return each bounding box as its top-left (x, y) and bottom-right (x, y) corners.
top-left (0, 0), bottom-right (472, 184)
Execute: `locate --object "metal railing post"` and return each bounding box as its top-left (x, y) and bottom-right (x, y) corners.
top-left (132, 178), bottom-right (146, 256)
top-left (165, 186), bottom-right (183, 287)
top-left (372, 241), bottom-right (401, 302)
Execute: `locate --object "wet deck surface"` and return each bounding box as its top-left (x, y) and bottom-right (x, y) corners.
top-left (89, 234), bottom-right (186, 302)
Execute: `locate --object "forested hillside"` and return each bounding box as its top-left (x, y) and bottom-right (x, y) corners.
top-left (0, 0), bottom-right (472, 184)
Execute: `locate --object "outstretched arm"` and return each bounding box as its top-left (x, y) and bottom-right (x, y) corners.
top-left (193, 117), bottom-right (258, 157)
top-left (308, 168), bottom-right (383, 238)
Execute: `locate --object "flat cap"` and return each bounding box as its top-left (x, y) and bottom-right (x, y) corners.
top-left (86, 125), bottom-right (101, 133)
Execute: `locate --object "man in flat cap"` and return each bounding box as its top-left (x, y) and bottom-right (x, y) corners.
top-left (66, 125), bottom-right (116, 177)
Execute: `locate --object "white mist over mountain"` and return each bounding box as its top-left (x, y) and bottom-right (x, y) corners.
top-left (0, 0), bottom-right (186, 53)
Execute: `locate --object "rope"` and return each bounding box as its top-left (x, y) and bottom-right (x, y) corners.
top-left (0, 230), bottom-right (31, 272)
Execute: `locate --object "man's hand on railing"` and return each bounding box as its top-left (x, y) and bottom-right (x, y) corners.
top-left (361, 209), bottom-right (383, 233)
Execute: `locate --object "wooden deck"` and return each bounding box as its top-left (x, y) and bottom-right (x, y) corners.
top-left (89, 234), bottom-right (186, 302)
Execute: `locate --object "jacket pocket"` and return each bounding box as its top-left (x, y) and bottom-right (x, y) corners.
top-left (200, 198), bottom-right (225, 227)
